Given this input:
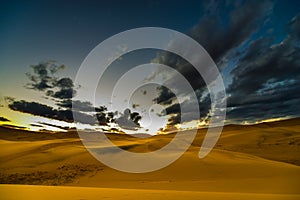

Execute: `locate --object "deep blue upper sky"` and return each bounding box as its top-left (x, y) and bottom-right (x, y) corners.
top-left (0, 0), bottom-right (207, 71)
top-left (0, 0), bottom-right (299, 74)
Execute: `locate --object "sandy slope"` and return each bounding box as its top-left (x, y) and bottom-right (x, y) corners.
top-left (69, 148), bottom-right (300, 194)
top-left (0, 118), bottom-right (300, 199)
top-left (1, 184), bottom-right (300, 200)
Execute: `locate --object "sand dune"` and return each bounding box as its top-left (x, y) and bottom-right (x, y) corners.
top-left (1, 184), bottom-right (300, 200)
top-left (0, 118), bottom-right (300, 199)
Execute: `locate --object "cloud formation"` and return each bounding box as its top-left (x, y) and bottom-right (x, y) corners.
top-left (227, 14), bottom-right (300, 122)
top-left (8, 99), bottom-right (118, 126)
top-left (153, 0), bottom-right (273, 125)
top-left (115, 108), bottom-right (142, 130)
top-left (8, 61), bottom-right (135, 130)
top-left (37, 122), bottom-right (73, 131)
top-left (26, 61), bottom-right (76, 100)
top-left (189, 0), bottom-right (273, 64)
top-left (154, 86), bottom-right (176, 105)
top-left (26, 61), bottom-right (66, 91)
top-left (9, 100), bottom-right (84, 123)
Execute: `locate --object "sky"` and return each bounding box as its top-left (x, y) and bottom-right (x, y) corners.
top-left (0, 0), bottom-right (300, 134)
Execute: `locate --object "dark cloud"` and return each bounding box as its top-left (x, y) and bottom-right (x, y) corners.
top-left (227, 98), bottom-right (300, 124)
top-left (189, 0), bottom-right (273, 64)
top-left (167, 114), bottom-right (181, 126)
top-left (0, 116), bottom-right (10, 122)
top-left (52, 88), bottom-right (75, 99)
top-left (163, 94), bottom-right (210, 125)
top-left (55, 77), bottom-right (74, 89)
top-left (58, 99), bottom-right (109, 114)
top-left (9, 100), bottom-right (66, 120)
top-left (37, 122), bottom-right (72, 131)
top-left (152, 0), bottom-right (273, 125)
top-left (8, 100), bottom-right (98, 125)
top-left (95, 112), bottom-right (115, 126)
top-left (26, 61), bottom-right (65, 91)
top-left (52, 77), bottom-right (76, 99)
top-left (165, 103), bottom-right (180, 115)
top-left (8, 60), bottom-right (122, 128)
top-left (58, 99), bottom-right (92, 111)
top-left (26, 61), bottom-right (75, 100)
top-left (155, 0), bottom-right (272, 83)
top-left (154, 86), bottom-right (176, 105)
top-left (29, 123), bottom-right (43, 128)
top-left (95, 106), bottom-right (108, 113)
top-left (115, 108), bottom-right (142, 130)
top-left (130, 111), bottom-right (142, 125)
top-left (8, 98), bottom-right (117, 127)
top-left (227, 14), bottom-right (300, 122)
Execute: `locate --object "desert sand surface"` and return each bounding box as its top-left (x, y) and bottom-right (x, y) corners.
top-left (0, 118), bottom-right (300, 199)
top-left (1, 184), bottom-right (300, 200)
